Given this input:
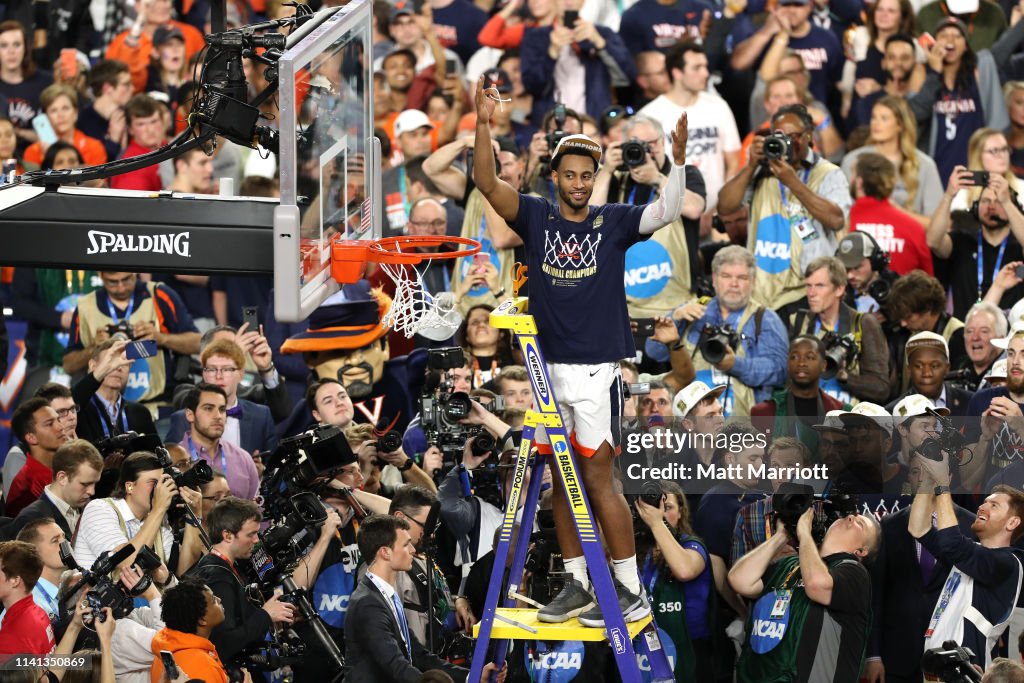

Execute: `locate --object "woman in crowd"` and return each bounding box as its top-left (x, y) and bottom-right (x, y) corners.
top-left (0, 20), bottom-right (52, 151)
top-left (1006, 81), bottom-right (1024, 176)
top-left (456, 305), bottom-right (516, 386)
top-left (858, 0), bottom-right (917, 80)
top-left (21, 84), bottom-right (107, 168)
top-left (634, 480), bottom-right (715, 682)
top-left (951, 127), bottom-right (1024, 211)
top-left (0, 115), bottom-right (22, 172)
top-left (842, 95), bottom-right (943, 225)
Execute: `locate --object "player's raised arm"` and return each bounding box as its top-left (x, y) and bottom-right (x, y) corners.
top-left (472, 75), bottom-right (520, 225)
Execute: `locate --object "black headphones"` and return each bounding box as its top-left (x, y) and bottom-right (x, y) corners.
top-left (970, 188), bottom-right (1024, 220)
top-left (857, 231), bottom-right (889, 272)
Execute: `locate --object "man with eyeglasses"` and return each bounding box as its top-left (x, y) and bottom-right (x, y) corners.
top-left (6, 398), bottom-right (73, 517)
top-left (62, 271), bottom-right (200, 406)
top-left (72, 339), bottom-right (158, 444)
top-left (165, 339), bottom-right (277, 458)
top-left (592, 113), bottom-right (707, 318)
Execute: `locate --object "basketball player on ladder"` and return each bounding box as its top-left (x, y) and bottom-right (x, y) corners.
top-left (471, 75), bottom-right (690, 626)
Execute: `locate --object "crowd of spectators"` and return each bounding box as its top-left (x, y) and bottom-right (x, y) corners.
top-left (6, 0), bottom-right (1024, 681)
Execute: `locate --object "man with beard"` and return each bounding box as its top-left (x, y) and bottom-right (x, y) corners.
top-left (789, 256), bottom-right (892, 405)
top-left (277, 283), bottom-right (425, 438)
top-left (927, 168), bottom-right (1024, 320)
top-left (965, 322), bottom-right (1024, 490)
top-left (752, 335), bottom-right (851, 453)
top-left (645, 245), bottom-right (788, 416)
top-left (886, 332), bottom-right (974, 417)
top-left (178, 384), bottom-right (259, 500)
top-left (471, 76), bottom-right (690, 626)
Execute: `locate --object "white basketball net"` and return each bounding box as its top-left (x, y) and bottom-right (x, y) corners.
top-left (379, 257), bottom-right (462, 340)
top-left (543, 230), bottom-right (601, 269)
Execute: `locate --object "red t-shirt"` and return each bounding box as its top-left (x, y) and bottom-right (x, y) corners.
top-left (849, 196), bottom-right (934, 276)
top-left (5, 455), bottom-right (51, 517)
top-left (0, 595), bottom-right (56, 656)
top-left (110, 141), bottom-right (163, 191)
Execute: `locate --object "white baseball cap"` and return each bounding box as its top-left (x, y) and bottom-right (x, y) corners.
top-left (812, 409), bottom-right (847, 433)
top-left (992, 321), bottom-right (1024, 350)
top-left (839, 402), bottom-right (894, 435)
top-left (891, 394), bottom-right (950, 423)
top-left (394, 109), bottom-right (435, 137)
top-left (673, 381), bottom-right (726, 417)
top-left (945, 0), bottom-right (980, 15)
top-left (905, 331), bottom-right (949, 361)
top-left (985, 358), bottom-right (1008, 381)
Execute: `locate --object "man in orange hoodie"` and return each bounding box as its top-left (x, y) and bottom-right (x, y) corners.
top-left (151, 580), bottom-right (228, 683)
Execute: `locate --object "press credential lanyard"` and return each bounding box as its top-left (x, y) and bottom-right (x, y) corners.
top-left (977, 231), bottom-right (1008, 301)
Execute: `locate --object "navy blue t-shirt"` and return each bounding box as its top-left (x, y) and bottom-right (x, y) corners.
top-left (933, 79), bottom-right (986, 184)
top-left (620, 0), bottom-right (709, 54)
top-left (432, 0), bottom-right (487, 66)
top-left (509, 193), bottom-right (646, 364)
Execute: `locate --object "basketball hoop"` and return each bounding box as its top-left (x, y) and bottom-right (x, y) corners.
top-left (331, 235), bottom-right (481, 339)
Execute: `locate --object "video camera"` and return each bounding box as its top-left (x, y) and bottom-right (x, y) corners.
top-left (234, 627), bottom-right (306, 678)
top-left (59, 542), bottom-right (161, 625)
top-left (921, 641), bottom-right (982, 683)
top-left (249, 491), bottom-right (328, 590)
top-left (94, 431), bottom-right (161, 458)
top-left (524, 509), bottom-right (564, 603)
top-left (260, 424), bottom-right (355, 520)
top-left (698, 323), bottom-right (741, 364)
top-left (771, 482), bottom-right (859, 547)
top-left (821, 331), bottom-right (859, 380)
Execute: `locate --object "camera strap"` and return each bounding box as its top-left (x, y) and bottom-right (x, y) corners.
top-left (91, 395), bottom-right (128, 438)
top-left (104, 290), bottom-right (135, 323)
top-left (977, 231), bottom-right (1008, 301)
top-left (103, 498), bottom-right (167, 566)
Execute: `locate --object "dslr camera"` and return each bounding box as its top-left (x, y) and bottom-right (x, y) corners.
top-left (106, 321), bottom-right (134, 341)
top-left (59, 542), bottom-right (161, 625)
top-left (698, 324), bottom-right (741, 364)
top-left (762, 131), bottom-right (793, 161)
top-left (772, 482), bottom-right (859, 547)
top-left (821, 331), bottom-right (859, 380)
top-left (619, 138), bottom-right (652, 170)
top-left (541, 103), bottom-right (569, 166)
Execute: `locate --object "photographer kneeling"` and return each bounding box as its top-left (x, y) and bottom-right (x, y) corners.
top-left (727, 507), bottom-right (879, 683)
top-left (73, 451), bottom-right (204, 579)
top-left (634, 480), bottom-right (715, 682)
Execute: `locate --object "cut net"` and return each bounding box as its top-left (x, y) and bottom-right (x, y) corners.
top-left (379, 258), bottom-right (462, 340)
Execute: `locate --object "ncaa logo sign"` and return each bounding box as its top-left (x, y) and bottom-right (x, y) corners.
top-left (636, 628), bottom-right (677, 682)
top-left (123, 358), bottom-right (152, 402)
top-left (624, 241), bottom-right (672, 299)
top-left (523, 640), bottom-right (585, 683)
top-left (754, 214), bottom-right (792, 275)
top-left (313, 563), bottom-right (356, 628)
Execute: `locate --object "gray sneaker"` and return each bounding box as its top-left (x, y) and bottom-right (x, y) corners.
top-left (537, 579), bottom-right (596, 623)
top-left (576, 579), bottom-right (651, 628)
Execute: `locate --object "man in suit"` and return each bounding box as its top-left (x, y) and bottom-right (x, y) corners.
top-left (177, 384), bottom-right (260, 500)
top-left (885, 331), bottom-right (973, 417)
top-left (5, 439), bottom-right (103, 541)
top-left (865, 481), bottom-right (977, 683)
top-left (165, 339), bottom-right (276, 457)
top-left (345, 514), bottom-right (473, 683)
top-left (72, 339), bottom-right (158, 444)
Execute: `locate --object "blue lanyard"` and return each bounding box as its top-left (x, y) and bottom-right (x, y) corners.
top-left (778, 168), bottom-right (812, 210)
top-left (91, 396), bottom-right (128, 438)
top-left (186, 431), bottom-right (227, 475)
top-left (627, 183), bottom-right (639, 205)
top-left (105, 290), bottom-right (134, 323)
top-left (977, 231), bottom-right (1009, 300)
top-left (34, 582), bottom-right (58, 623)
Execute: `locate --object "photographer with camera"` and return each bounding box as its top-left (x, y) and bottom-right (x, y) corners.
top-left (634, 480), bottom-right (716, 682)
top-left (834, 232), bottom-right (900, 321)
top-left (72, 339), bottom-right (157, 445)
top-left (718, 104), bottom-right (851, 311)
top-left (61, 272), bottom-right (200, 405)
top-left (789, 256), bottom-right (892, 404)
top-left (590, 114), bottom-right (707, 314)
top-left (187, 498), bottom-right (296, 667)
top-left (74, 451), bottom-right (204, 579)
top-left (0, 540), bottom-right (57, 656)
top-left (909, 453), bottom-right (1024, 671)
top-left (150, 580), bottom-right (228, 683)
top-left (645, 245), bottom-right (788, 416)
top-left (728, 506), bottom-right (879, 683)
top-left (523, 105), bottom-right (585, 196)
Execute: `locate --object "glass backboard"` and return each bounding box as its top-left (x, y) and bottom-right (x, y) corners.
top-left (274, 0), bottom-right (379, 323)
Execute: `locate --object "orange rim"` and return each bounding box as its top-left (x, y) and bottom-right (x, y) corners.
top-left (367, 235), bottom-right (481, 264)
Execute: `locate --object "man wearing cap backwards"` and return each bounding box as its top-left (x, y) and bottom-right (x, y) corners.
top-left (906, 16), bottom-right (1008, 183)
top-left (888, 331), bottom-right (974, 417)
top-left (471, 75), bottom-right (690, 625)
top-left (909, 451), bottom-right (1024, 671)
top-left (964, 322), bottom-right (1024, 489)
top-left (718, 103), bottom-right (851, 311)
top-left (834, 231), bottom-right (899, 320)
